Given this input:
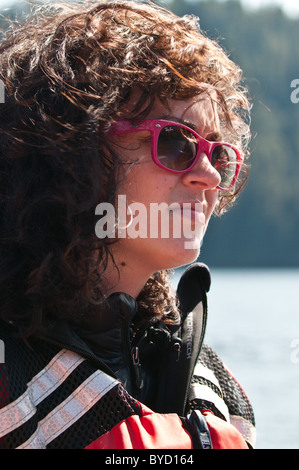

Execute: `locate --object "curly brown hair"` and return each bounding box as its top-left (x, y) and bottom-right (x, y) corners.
top-left (0, 0), bottom-right (250, 338)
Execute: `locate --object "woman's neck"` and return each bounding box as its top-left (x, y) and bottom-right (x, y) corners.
top-left (102, 255), bottom-right (152, 299)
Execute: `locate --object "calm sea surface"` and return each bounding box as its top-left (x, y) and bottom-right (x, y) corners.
top-left (173, 267), bottom-right (299, 449)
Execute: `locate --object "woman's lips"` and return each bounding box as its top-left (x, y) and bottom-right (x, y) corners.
top-left (170, 201), bottom-right (206, 226)
top-left (182, 201), bottom-right (205, 223)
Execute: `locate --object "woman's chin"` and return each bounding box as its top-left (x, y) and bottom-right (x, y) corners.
top-left (156, 236), bottom-right (203, 270)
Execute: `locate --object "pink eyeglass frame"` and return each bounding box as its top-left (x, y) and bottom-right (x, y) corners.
top-left (108, 119), bottom-right (244, 190)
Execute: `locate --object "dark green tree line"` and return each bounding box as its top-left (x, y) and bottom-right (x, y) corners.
top-left (167, 0), bottom-right (299, 267)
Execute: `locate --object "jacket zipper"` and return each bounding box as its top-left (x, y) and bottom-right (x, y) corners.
top-left (131, 346), bottom-right (144, 390)
top-left (43, 321), bottom-right (145, 401)
top-left (120, 318), bottom-right (144, 400)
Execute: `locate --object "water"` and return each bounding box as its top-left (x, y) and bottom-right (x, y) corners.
top-left (173, 267), bottom-right (299, 449)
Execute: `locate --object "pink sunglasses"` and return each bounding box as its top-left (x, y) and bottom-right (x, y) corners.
top-left (108, 119), bottom-right (244, 190)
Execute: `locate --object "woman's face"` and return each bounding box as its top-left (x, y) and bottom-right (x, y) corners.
top-left (108, 95), bottom-right (222, 278)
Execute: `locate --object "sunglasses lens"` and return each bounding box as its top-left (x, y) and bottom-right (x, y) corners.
top-left (157, 125), bottom-right (197, 171)
top-left (211, 145), bottom-right (238, 189)
top-left (156, 124), bottom-right (239, 189)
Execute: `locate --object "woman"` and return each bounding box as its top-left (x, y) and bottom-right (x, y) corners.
top-left (0, 0), bottom-right (255, 449)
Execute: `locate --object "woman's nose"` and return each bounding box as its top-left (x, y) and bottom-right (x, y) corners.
top-left (181, 152), bottom-right (221, 189)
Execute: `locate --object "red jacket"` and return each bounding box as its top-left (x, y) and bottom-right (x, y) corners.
top-left (87, 404), bottom-right (248, 449)
top-left (0, 264), bottom-right (255, 449)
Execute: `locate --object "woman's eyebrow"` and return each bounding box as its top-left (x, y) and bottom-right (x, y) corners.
top-left (205, 131), bottom-right (222, 142)
top-left (161, 115), bottom-right (197, 130)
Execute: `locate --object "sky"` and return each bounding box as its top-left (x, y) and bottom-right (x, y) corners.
top-left (237, 0), bottom-right (299, 18)
top-left (0, 0), bottom-right (299, 19)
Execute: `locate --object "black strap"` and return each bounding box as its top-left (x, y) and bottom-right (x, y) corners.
top-left (187, 410), bottom-right (213, 449)
top-left (151, 263), bottom-right (210, 415)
